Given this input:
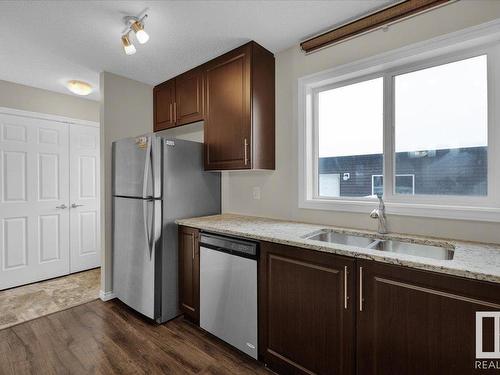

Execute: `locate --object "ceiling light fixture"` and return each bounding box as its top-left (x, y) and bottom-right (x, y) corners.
top-left (121, 13), bottom-right (149, 55)
top-left (66, 80), bottom-right (93, 96)
top-left (121, 33), bottom-right (136, 55)
top-left (131, 20), bottom-right (149, 44)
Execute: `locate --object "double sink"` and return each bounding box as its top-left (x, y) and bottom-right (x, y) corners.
top-left (303, 229), bottom-right (454, 261)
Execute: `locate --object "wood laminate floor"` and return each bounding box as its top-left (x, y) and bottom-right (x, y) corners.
top-left (0, 299), bottom-right (270, 375)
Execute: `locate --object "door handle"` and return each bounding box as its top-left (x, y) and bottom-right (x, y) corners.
top-left (142, 136), bottom-right (152, 198)
top-left (344, 266), bottom-right (348, 310)
top-left (71, 203), bottom-right (84, 208)
top-left (244, 138), bottom-right (249, 165)
top-left (143, 200), bottom-right (152, 260)
top-left (56, 204), bottom-right (67, 209)
top-left (359, 266), bottom-right (364, 312)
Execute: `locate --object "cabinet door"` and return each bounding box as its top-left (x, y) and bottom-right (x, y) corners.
top-left (204, 44), bottom-right (251, 170)
top-left (154, 80), bottom-right (175, 131)
top-left (259, 242), bottom-right (355, 375)
top-left (357, 260), bottom-right (500, 375)
top-left (175, 68), bottom-right (204, 126)
top-left (178, 226), bottom-right (199, 322)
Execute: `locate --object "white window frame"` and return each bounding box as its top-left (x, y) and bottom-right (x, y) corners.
top-left (298, 20), bottom-right (500, 222)
top-left (372, 174), bottom-right (415, 196)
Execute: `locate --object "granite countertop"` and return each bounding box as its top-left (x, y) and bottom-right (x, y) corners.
top-left (176, 213), bottom-right (500, 284)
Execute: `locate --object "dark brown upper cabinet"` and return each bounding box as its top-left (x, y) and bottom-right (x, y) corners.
top-left (154, 68), bottom-right (204, 131)
top-left (259, 241), bottom-right (355, 375)
top-left (175, 67), bottom-right (204, 126)
top-left (203, 41), bottom-right (275, 170)
top-left (154, 79), bottom-right (176, 131)
top-left (357, 260), bottom-right (500, 375)
top-left (153, 41), bottom-right (275, 170)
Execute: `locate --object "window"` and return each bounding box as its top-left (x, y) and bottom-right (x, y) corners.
top-left (394, 56), bottom-right (488, 196)
top-left (372, 175), bottom-right (415, 196)
top-left (318, 78), bottom-right (383, 198)
top-left (299, 30), bottom-right (500, 221)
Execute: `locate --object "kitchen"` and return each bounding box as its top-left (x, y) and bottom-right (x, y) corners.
top-left (1, 1), bottom-right (500, 374)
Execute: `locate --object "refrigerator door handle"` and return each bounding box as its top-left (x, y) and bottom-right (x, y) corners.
top-left (153, 199), bottom-right (162, 246)
top-left (152, 137), bottom-right (161, 199)
top-left (143, 199), bottom-right (154, 260)
top-left (142, 136), bottom-right (152, 198)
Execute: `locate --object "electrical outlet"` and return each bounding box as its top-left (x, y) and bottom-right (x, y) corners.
top-left (252, 187), bottom-right (261, 200)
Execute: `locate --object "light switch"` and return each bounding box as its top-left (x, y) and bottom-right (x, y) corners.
top-left (252, 187), bottom-right (261, 200)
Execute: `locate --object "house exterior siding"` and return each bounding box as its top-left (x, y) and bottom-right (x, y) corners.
top-left (318, 146), bottom-right (487, 197)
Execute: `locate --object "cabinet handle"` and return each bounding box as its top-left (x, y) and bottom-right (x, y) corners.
top-left (169, 103), bottom-right (173, 122)
top-left (192, 240), bottom-right (195, 260)
top-left (174, 102), bottom-right (177, 122)
top-left (359, 266), bottom-right (364, 312)
top-left (244, 138), bottom-right (248, 165)
top-left (344, 266), bottom-right (348, 309)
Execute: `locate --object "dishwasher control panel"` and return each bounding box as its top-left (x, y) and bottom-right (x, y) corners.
top-left (199, 233), bottom-right (258, 258)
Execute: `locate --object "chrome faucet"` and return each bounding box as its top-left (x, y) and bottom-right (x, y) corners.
top-left (370, 194), bottom-right (388, 234)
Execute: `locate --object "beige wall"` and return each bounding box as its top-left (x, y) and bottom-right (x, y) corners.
top-left (0, 79), bottom-right (98, 122)
top-left (99, 72), bottom-right (153, 294)
top-left (222, 1), bottom-right (500, 244)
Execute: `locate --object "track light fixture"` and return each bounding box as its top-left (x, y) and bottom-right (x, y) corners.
top-left (121, 14), bottom-right (149, 55)
top-left (121, 34), bottom-right (136, 55)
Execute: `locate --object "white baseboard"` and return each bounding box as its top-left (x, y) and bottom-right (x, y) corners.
top-left (99, 290), bottom-right (116, 301)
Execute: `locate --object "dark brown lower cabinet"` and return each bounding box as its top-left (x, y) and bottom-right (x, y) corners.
top-left (259, 242), bottom-right (355, 375)
top-left (357, 260), bottom-right (500, 375)
top-left (178, 226), bottom-right (200, 322)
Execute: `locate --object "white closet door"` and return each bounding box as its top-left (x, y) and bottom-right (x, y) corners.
top-left (0, 114), bottom-right (70, 290)
top-left (69, 124), bottom-right (100, 273)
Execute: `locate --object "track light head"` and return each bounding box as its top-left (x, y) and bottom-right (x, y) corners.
top-left (121, 34), bottom-right (136, 55)
top-left (131, 20), bottom-right (149, 44)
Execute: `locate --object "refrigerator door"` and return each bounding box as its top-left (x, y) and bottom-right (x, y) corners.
top-left (158, 138), bottom-right (221, 323)
top-left (113, 196), bottom-right (161, 319)
top-left (112, 135), bottom-right (161, 198)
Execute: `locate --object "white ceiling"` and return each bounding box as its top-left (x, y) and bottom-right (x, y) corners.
top-left (0, 1), bottom-right (395, 100)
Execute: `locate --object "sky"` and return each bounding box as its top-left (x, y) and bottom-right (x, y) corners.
top-left (318, 55), bottom-right (488, 158)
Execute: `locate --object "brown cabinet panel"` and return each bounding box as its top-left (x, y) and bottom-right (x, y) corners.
top-left (178, 225), bottom-right (199, 322)
top-left (175, 68), bottom-right (204, 126)
top-left (204, 41), bottom-right (275, 171)
top-left (154, 80), bottom-right (175, 131)
top-left (357, 260), bottom-right (500, 375)
top-left (259, 242), bottom-right (355, 375)
top-left (204, 44), bottom-right (251, 170)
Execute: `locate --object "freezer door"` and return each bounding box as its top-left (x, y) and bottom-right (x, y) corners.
top-left (113, 196), bottom-right (161, 319)
top-left (112, 135), bottom-right (161, 198)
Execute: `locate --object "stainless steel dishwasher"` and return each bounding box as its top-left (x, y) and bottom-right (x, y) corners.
top-left (199, 233), bottom-right (258, 359)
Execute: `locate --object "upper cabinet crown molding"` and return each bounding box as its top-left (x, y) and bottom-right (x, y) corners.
top-left (153, 41), bottom-right (275, 171)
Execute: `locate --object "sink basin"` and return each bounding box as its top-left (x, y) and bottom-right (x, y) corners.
top-left (304, 229), bottom-right (454, 261)
top-left (368, 239), bottom-right (454, 260)
top-left (304, 229), bottom-right (374, 247)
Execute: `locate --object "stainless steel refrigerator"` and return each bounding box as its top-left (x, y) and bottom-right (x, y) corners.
top-left (112, 134), bottom-right (220, 323)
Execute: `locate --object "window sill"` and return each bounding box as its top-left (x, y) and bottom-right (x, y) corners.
top-left (299, 198), bottom-right (500, 222)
